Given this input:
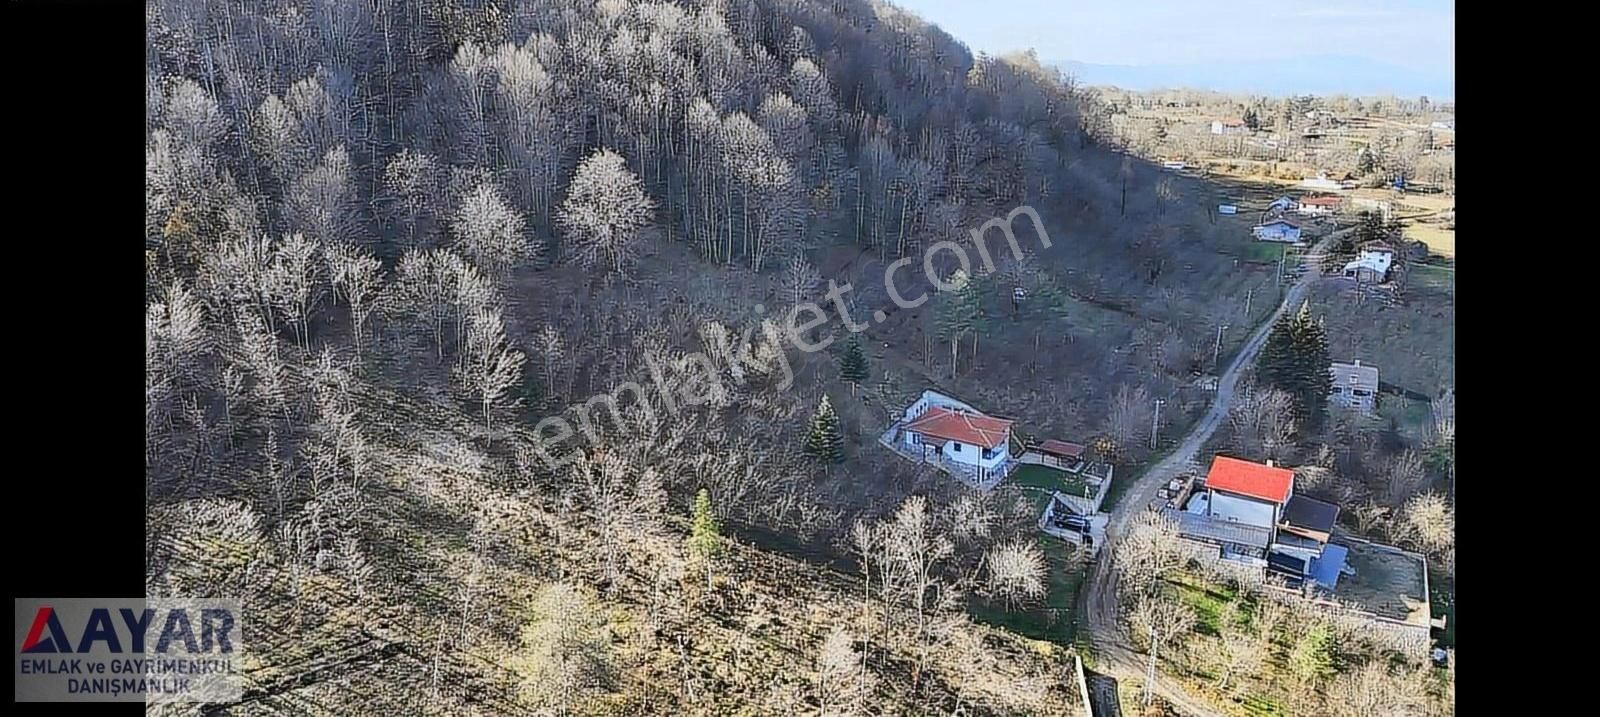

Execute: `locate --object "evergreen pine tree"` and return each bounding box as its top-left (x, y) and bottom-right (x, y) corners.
top-left (936, 269), bottom-right (985, 376)
top-left (1260, 302), bottom-right (1332, 431)
top-left (805, 395), bottom-right (845, 463)
top-left (838, 335), bottom-right (869, 385)
top-left (686, 488), bottom-right (722, 589)
top-left (1356, 146), bottom-right (1375, 176)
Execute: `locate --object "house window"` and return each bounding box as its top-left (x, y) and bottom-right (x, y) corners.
top-left (952, 443), bottom-right (962, 452)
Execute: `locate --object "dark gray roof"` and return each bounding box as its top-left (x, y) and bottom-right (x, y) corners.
top-left (1282, 495), bottom-right (1340, 534)
top-left (1167, 509), bottom-right (1272, 549)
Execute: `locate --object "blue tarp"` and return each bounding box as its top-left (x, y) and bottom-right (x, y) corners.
top-left (1308, 544), bottom-right (1350, 590)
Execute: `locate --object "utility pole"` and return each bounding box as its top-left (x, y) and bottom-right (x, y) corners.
top-left (1151, 398), bottom-right (1164, 449)
top-left (1213, 324), bottom-right (1229, 367)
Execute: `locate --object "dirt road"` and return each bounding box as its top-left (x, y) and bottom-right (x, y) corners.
top-left (1077, 230), bottom-right (1345, 716)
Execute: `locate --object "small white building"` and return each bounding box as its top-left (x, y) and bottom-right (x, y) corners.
top-left (1253, 218), bottom-right (1305, 243)
top-left (894, 391), bottom-right (1016, 485)
top-left (1299, 172), bottom-right (1344, 192)
top-left (1329, 360), bottom-right (1380, 413)
top-left (1297, 196), bottom-right (1343, 217)
top-left (1342, 244), bottom-right (1395, 283)
top-left (1211, 118), bottom-right (1248, 136)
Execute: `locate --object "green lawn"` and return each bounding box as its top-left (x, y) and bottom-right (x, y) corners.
top-left (1235, 240), bottom-right (1290, 264)
top-left (968, 537), bottom-right (1087, 644)
top-left (1409, 262), bottom-right (1454, 293)
top-left (1011, 463), bottom-right (1094, 498)
top-left (1165, 572), bottom-right (1242, 637)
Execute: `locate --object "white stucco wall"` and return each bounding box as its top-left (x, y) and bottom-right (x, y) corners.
top-left (1208, 492), bottom-right (1277, 529)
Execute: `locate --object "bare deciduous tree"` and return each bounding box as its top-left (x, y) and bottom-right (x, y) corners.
top-left (1400, 492), bottom-right (1454, 554)
top-left (264, 233), bottom-right (323, 350)
top-left (986, 539), bottom-right (1046, 610)
top-left (1112, 509), bottom-right (1186, 599)
top-left (452, 182), bottom-right (533, 282)
top-left (814, 626), bottom-right (871, 716)
top-left (1129, 593), bottom-right (1195, 706)
top-left (558, 148), bottom-right (655, 275)
top-left (323, 242), bottom-right (381, 360)
top-left (454, 306), bottom-right (526, 430)
top-left (1228, 379), bottom-right (1297, 460)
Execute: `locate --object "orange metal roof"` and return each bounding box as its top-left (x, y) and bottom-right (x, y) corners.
top-left (1205, 456), bottom-right (1293, 504)
top-left (904, 406), bottom-right (1014, 450)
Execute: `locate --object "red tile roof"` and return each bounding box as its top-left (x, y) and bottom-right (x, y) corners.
top-left (1205, 456), bottom-right (1293, 504)
top-left (1300, 196), bottom-right (1343, 206)
top-left (1038, 440), bottom-right (1086, 458)
top-left (904, 406), bottom-right (1014, 449)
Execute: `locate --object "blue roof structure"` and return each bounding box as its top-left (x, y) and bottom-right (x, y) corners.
top-left (1308, 543), bottom-right (1350, 590)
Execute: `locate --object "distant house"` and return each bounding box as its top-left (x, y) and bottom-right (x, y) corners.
top-left (1253, 217), bottom-right (1305, 243)
top-left (1297, 196), bottom-right (1344, 217)
top-left (1329, 360), bottom-right (1380, 414)
top-left (1161, 160), bottom-right (1187, 171)
top-left (1430, 120), bottom-right (1454, 130)
top-left (1341, 244), bottom-right (1395, 284)
top-left (884, 390), bottom-right (1017, 488)
top-left (1266, 196), bottom-right (1295, 213)
top-left (1299, 172), bottom-right (1344, 192)
top-left (1210, 118), bottom-right (1248, 136)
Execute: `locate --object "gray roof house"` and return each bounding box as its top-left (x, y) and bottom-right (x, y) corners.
top-left (1329, 360), bottom-right (1379, 413)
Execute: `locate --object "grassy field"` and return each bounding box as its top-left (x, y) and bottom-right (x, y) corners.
top-left (1011, 463), bottom-right (1094, 498)
top-left (1405, 222), bottom-right (1455, 259)
top-left (968, 537), bottom-right (1088, 644)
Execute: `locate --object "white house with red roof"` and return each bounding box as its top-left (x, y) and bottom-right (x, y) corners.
top-left (883, 391), bottom-right (1018, 488)
top-left (1297, 195), bottom-right (1344, 217)
top-left (1204, 455), bottom-right (1294, 529)
top-left (1165, 455), bottom-right (1434, 653)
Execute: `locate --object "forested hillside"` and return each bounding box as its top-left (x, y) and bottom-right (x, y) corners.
top-left (144, 1), bottom-right (1281, 714)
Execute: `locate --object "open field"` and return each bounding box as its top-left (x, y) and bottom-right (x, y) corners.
top-left (1405, 222), bottom-right (1456, 258)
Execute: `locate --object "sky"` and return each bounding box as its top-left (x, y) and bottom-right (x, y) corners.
top-left (891, 0), bottom-right (1455, 79)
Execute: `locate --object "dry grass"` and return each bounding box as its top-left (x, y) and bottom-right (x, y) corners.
top-left (1404, 222), bottom-right (1455, 258)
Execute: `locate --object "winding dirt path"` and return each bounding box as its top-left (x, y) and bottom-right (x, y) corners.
top-left (1077, 230), bottom-right (1346, 716)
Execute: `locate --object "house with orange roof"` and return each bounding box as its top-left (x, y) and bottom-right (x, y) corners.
top-left (882, 390), bottom-right (1019, 488)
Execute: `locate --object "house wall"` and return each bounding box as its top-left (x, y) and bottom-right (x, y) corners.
top-left (904, 431), bottom-right (1009, 469)
top-left (903, 392), bottom-right (974, 422)
top-left (939, 439), bottom-right (1008, 469)
top-left (1254, 225), bottom-right (1302, 242)
top-left (1331, 387), bottom-right (1376, 412)
top-left (1208, 491), bottom-right (1278, 529)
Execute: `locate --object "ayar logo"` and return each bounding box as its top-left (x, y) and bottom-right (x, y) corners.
top-left (19, 606), bottom-right (69, 653)
top-left (14, 598), bottom-right (243, 703)
top-left (18, 604), bottom-right (235, 654)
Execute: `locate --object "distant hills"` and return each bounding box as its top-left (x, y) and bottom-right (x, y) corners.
top-left (1054, 55), bottom-right (1453, 100)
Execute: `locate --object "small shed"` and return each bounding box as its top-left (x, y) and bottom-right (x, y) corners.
top-left (1035, 440), bottom-right (1087, 471)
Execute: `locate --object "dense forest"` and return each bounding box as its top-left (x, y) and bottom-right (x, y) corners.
top-left (143, 0), bottom-right (1447, 714)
